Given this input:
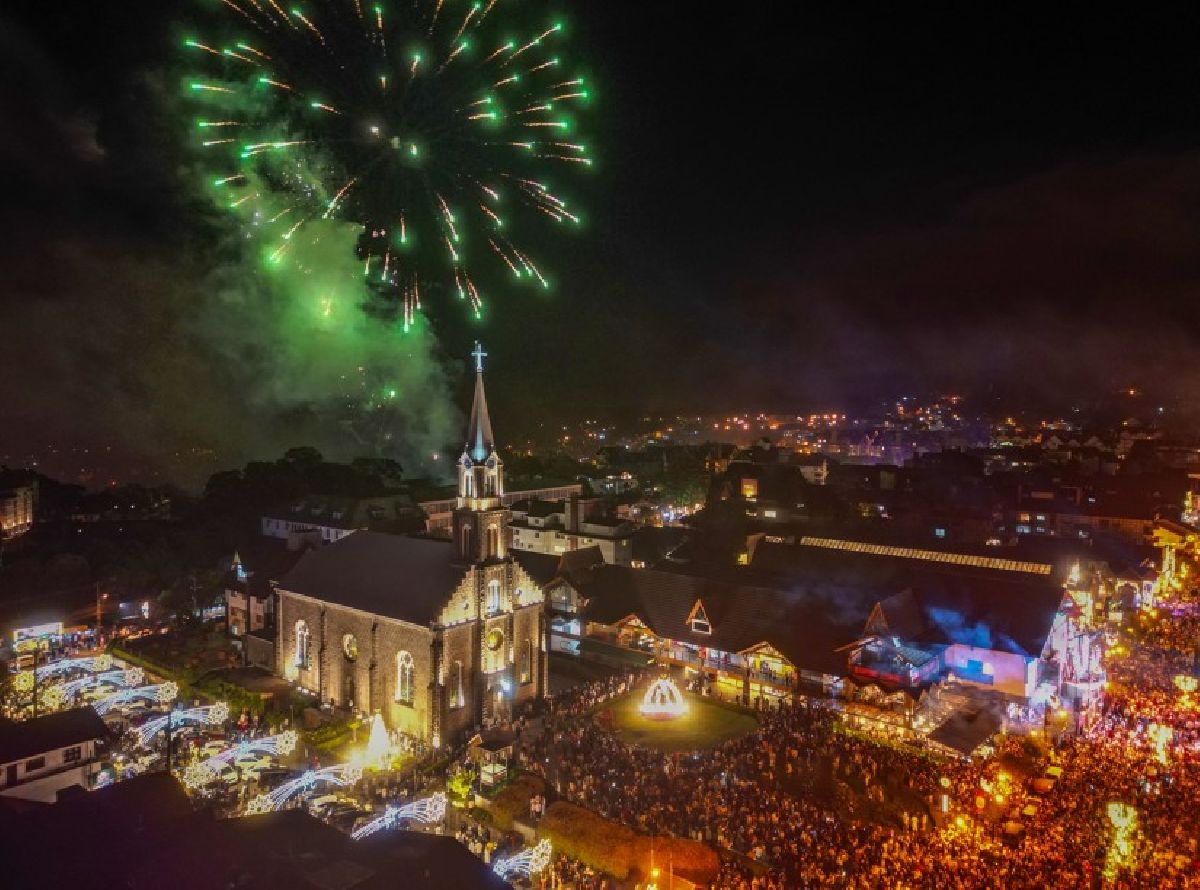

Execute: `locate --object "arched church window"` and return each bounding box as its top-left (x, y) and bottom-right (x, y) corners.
top-left (450, 660), bottom-right (464, 709)
top-left (520, 640), bottom-right (533, 685)
top-left (487, 527), bottom-right (499, 558)
top-left (295, 620), bottom-right (310, 668)
top-left (395, 651), bottom-right (414, 704)
top-left (488, 580), bottom-right (502, 613)
top-left (461, 525), bottom-right (473, 558)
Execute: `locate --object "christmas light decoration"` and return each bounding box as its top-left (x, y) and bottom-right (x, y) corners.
top-left (243, 763), bottom-right (362, 814)
top-left (639, 678), bottom-right (688, 721)
top-left (92, 681), bottom-right (179, 716)
top-left (182, 730), bottom-right (299, 789)
top-left (493, 838), bottom-right (552, 879)
top-left (18, 654), bottom-right (117, 690)
top-left (350, 792), bottom-right (448, 840)
top-left (133, 702), bottom-right (231, 748)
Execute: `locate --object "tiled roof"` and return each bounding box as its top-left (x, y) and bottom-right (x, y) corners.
top-left (579, 565), bottom-right (872, 676)
top-left (752, 541), bottom-right (1065, 657)
top-left (0, 707), bottom-right (110, 764)
top-left (277, 531), bottom-right (466, 626)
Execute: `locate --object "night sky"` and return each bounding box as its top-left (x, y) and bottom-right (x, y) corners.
top-left (4, 3), bottom-right (1200, 483)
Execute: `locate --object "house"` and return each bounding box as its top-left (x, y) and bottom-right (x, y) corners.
top-left (508, 496), bottom-right (636, 565)
top-left (261, 492), bottom-right (425, 544)
top-left (0, 707), bottom-right (110, 802)
top-left (223, 541), bottom-right (308, 638)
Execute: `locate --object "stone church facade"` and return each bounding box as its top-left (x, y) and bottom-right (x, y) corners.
top-left (274, 345), bottom-right (548, 746)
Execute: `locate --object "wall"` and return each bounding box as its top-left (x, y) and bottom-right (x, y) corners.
top-left (944, 643), bottom-right (1034, 698)
top-left (0, 741), bottom-right (98, 803)
top-left (276, 592), bottom-right (436, 740)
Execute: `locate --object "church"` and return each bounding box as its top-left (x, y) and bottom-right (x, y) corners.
top-left (273, 345), bottom-right (548, 746)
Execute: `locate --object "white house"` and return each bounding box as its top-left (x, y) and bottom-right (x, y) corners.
top-left (0, 707), bottom-right (110, 803)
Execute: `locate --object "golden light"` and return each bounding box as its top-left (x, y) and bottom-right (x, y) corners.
top-left (1104, 803), bottom-right (1138, 881)
top-left (1147, 724), bottom-right (1173, 766)
top-left (365, 713), bottom-right (390, 770)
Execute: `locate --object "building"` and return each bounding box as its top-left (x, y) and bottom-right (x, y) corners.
top-left (556, 534), bottom-right (1102, 707)
top-left (417, 483), bottom-right (583, 535)
top-left (0, 707), bottom-right (110, 802)
top-left (509, 496), bottom-right (636, 565)
top-left (223, 542), bottom-right (308, 638)
top-left (0, 474), bottom-right (34, 540)
top-left (274, 345), bottom-right (548, 745)
top-left (261, 493), bottom-right (425, 544)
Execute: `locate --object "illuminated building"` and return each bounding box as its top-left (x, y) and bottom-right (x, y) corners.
top-left (0, 475), bottom-right (34, 540)
top-left (508, 496), bottom-right (636, 565)
top-left (274, 345), bottom-right (547, 744)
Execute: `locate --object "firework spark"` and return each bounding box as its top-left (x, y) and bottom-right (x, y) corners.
top-left (184, 0), bottom-right (592, 328)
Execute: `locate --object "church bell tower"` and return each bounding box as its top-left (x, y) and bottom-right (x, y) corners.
top-left (453, 343), bottom-right (508, 563)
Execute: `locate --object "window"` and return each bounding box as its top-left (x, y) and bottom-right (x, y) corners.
top-left (520, 640), bottom-right (533, 685)
top-left (762, 509), bottom-right (777, 519)
top-left (25, 756), bottom-right (45, 772)
top-left (63, 746), bottom-right (82, 764)
top-left (342, 634), bottom-right (358, 662)
top-left (487, 527), bottom-right (499, 558)
top-left (741, 478), bottom-right (758, 500)
top-left (488, 580), bottom-right (502, 614)
top-left (461, 525), bottom-right (473, 557)
top-left (687, 599), bottom-right (712, 635)
top-left (450, 661), bottom-right (465, 709)
top-left (395, 651), bottom-right (414, 704)
top-left (295, 620), bottom-right (310, 669)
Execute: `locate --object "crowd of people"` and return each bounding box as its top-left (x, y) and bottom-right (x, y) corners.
top-left (518, 654), bottom-right (1198, 888)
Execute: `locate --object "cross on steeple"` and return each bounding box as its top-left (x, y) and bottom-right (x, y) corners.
top-left (472, 341), bottom-right (487, 373)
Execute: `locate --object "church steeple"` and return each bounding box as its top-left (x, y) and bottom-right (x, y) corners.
top-left (451, 343), bottom-right (504, 537)
top-left (465, 342), bottom-right (495, 462)
top-left (455, 344), bottom-right (506, 563)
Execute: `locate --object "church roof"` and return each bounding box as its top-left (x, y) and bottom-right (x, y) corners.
top-left (464, 353), bottom-right (495, 463)
top-left (277, 531), bottom-right (467, 626)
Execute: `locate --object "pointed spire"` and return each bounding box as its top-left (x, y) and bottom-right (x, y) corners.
top-left (465, 341), bottom-right (494, 462)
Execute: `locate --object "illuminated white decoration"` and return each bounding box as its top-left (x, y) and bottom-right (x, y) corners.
top-left (243, 763), bottom-right (363, 814)
top-left (350, 792), bottom-right (448, 840)
top-left (132, 702), bottom-right (230, 748)
top-left (182, 730), bottom-right (298, 789)
top-left (21, 654), bottom-right (116, 690)
top-left (493, 839), bottom-right (553, 879)
top-left (365, 713), bottom-right (390, 769)
top-left (639, 678), bottom-right (688, 720)
top-left (92, 681), bottom-right (178, 716)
